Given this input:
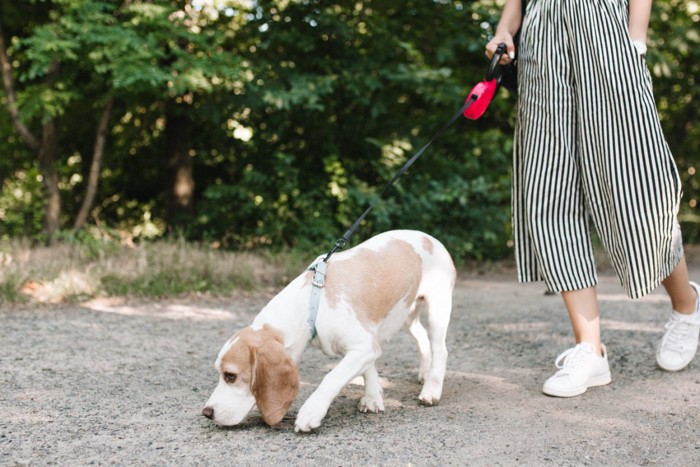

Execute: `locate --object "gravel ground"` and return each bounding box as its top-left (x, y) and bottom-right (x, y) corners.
top-left (2, 265), bottom-right (700, 466)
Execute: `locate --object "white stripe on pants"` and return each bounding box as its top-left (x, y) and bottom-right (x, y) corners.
top-left (513, 0), bottom-right (683, 298)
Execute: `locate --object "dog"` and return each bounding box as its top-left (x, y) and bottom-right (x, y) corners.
top-left (201, 229), bottom-right (456, 432)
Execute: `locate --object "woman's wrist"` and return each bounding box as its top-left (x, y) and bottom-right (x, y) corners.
top-left (631, 39), bottom-right (647, 56)
top-left (495, 23), bottom-right (518, 38)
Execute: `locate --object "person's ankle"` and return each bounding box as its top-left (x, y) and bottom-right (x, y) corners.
top-left (578, 341), bottom-right (603, 357)
top-left (674, 282), bottom-right (700, 315)
top-left (673, 299), bottom-right (697, 315)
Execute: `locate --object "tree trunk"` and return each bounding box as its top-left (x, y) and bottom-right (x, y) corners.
top-left (35, 60), bottom-right (63, 244)
top-left (38, 119), bottom-right (60, 244)
top-left (74, 97), bottom-right (114, 230)
top-left (164, 102), bottom-right (194, 230)
top-left (1, 19), bottom-right (62, 244)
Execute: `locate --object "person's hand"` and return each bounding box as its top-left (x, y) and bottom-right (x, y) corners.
top-left (485, 34), bottom-right (516, 65)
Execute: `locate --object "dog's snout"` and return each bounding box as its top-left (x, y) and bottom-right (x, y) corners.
top-left (202, 406), bottom-right (214, 419)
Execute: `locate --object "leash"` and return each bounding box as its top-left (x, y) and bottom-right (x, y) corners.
top-left (321, 93), bottom-right (479, 264)
top-left (321, 42), bottom-right (512, 264)
top-left (306, 52), bottom-right (509, 338)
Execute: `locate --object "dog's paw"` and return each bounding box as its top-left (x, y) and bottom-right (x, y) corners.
top-left (418, 394), bottom-right (441, 406)
top-left (418, 382), bottom-right (442, 406)
top-left (358, 395), bottom-right (385, 413)
top-left (294, 398), bottom-right (327, 433)
top-left (418, 372), bottom-right (444, 406)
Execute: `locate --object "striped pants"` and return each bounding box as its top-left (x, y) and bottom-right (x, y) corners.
top-left (513, 0), bottom-right (684, 299)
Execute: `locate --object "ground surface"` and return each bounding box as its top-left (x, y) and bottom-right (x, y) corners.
top-left (2, 265), bottom-right (700, 466)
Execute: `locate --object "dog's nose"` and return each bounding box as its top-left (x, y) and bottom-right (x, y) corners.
top-left (202, 407), bottom-right (214, 419)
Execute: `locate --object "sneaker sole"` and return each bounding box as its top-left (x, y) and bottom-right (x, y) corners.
top-left (542, 372), bottom-right (612, 398)
top-left (656, 349), bottom-right (697, 372)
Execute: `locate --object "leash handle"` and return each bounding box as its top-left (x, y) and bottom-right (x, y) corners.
top-left (486, 43), bottom-right (508, 84)
top-left (323, 95), bottom-right (478, 262)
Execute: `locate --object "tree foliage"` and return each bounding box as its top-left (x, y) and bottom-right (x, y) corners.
top-left (1, 0), bottom-right (698, 262)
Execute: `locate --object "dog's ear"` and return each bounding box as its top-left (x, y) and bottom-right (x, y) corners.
top-left (250, 338), bottom-right (300, 426)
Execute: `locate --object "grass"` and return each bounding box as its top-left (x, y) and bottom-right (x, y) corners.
top-left (4, 232), bottom-right (700, 306)
top-left (0, 236), bottom-right (311, 305)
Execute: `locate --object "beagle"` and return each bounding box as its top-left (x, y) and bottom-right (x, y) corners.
top-left (202, 230), bottom-right (456, 432)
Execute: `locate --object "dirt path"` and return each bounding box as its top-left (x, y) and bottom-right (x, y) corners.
top-left (2, 266), bottom-right (700, 466)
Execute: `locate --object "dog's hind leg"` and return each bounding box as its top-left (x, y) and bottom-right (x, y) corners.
top-left (358, 365), bottom-right (385, 413)
top-left (407, 298), bottom-right (431, 383)
top-left (418, 290), bottom-right (452, 406)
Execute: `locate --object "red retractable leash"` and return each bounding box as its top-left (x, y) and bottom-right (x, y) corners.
top-left (464, 43), bottom-right (510, 120)
top-left (321, 43), bottom-right (510, 261)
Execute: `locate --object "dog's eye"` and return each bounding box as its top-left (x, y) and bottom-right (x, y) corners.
top-left (223, 372), bottom-right (237, 384)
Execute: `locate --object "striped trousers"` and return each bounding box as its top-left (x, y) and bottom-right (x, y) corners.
top-left (513, 0), bottom-right (684, 298)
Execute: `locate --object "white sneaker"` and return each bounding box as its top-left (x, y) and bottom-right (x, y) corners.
top-left (542, 343), bottom-right (611, 398)
top-left (656, 281), bottom-right (700, 372)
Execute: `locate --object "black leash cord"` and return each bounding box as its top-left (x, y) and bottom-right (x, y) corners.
top-left (323, 94), bottom-right (480, 262)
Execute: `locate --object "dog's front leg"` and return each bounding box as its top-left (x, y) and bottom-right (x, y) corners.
top-left (295, 349), bottom-right (377, 432)
top-left (358, 365), bottom-right (384, 413)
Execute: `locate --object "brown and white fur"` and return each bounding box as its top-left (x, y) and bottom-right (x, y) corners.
top-left (202, 230), bottom-right (456, 432)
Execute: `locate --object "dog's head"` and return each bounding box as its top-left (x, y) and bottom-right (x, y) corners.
top-left (202, 325), bottom-right (299, 426)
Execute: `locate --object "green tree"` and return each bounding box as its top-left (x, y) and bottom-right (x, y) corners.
top-left (192, 0), bottom-right (515, 260)
top-left (0, 0), bottom-right (242, 242)
top-left (1, 0), bottom-right (697, 262)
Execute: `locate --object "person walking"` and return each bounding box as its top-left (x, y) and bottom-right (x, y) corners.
top-left (485, 0), bottom-right (700, 397)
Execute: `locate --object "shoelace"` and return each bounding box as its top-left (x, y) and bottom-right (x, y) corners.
top-left (554, 344), bottom-right (592, 375)
top-left (661, 315), bottom-right (699, 351)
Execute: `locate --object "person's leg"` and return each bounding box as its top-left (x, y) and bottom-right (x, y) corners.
top-left (661, 257), bottom-right (697, 314)
top-left (543, 286), bottom-right (610, 398)
top-left (561, 286), bottom-right (601, 355)
top-left (517, 1), bottom-right (609, 397)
